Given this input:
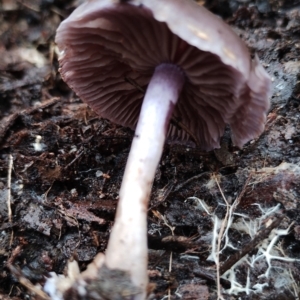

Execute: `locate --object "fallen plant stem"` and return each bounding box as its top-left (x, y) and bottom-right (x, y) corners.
top-left (7, 154), bottom-right (13, 223)
top-left (174, 171), bottom-right (210, 192)
top-left (148, 180), bottom-right (176, 210)
top-left (214, 174), bottom-right (229, 300)
top-left (219, 214), bottom-right (284, 275)
top-left (8, 265), bottom-right (50, 300)
top-left (7, 244), bottom-right (23, 266)
top-left (152, 210), bottom-right (175, 300)
top-left (64, 148), bottom-right (84, 170)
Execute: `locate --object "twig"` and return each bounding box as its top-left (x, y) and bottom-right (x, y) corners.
top-left (7, 154), bottom-right (13, 223)
top-left (149, 180), bottom-right (176, 210)
top-left (50, 6), bottom-right (67, 18)
top-left (174, 164), bottom-right (240, 193)
top-left (17, 0), bottom-right (40, 12)
top-left (219, 214), bottom-right (284, 275)
top-left (233, 174), bottom-right (253, 206)
top-left (7, 245), bottom-right (22, 266)
top-left (219, 174), bottom-right (253, 253)
top-left (8, 265), bottom-right (50, 300)
top-left (43, 181), bottom-right (54, 203)
top-left (57, 206), bottom-right (81, 244)
top-left (6, 241), bottom-right (47, 297)
top-left (213, 174), bottom-right (254, 298)
top-left (152, 211), bottom-right (175, 300)
top-left (64, 148), bottom-right (84, 170)
top-left (173, 171), bottom-right (210, 192)
top-left (214, 174), bottom-right (229, 300)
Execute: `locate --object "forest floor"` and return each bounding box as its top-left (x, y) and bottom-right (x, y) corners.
top-left (0, 0), bottom-right (300, 299)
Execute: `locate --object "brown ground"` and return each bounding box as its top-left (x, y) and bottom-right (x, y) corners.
top-left (0, 0), bottom-right (300, 299)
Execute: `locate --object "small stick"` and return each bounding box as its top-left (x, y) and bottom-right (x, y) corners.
top-left (219, 214), bottom-right (284, 275)
top-left (152, 210), bottom-right (175, 300)
top-left (174, 171), bottom-right (210, 192)
top-left (7, 245), bottom-right (23, 266)
top-left (16, 0), bottom-right (40, 12)
top-left (214, 174), bottom-right (229, 300)
top-left (148, 180), bottom-right (176, 210)
top-left (64, 148), bottom-right (84, 170)
top-left (8, 265), bottom-right (50, 300)
top-left (7, 154), bottom-right (13, 223)
top-left (174, 165), bottom-right (240, 193)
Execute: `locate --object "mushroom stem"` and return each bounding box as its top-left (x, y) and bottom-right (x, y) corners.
top-left (105, 63), bottom-right (185, 297)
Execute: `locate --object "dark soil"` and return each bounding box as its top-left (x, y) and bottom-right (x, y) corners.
top-left (0, 0), bottom-right (300, 299)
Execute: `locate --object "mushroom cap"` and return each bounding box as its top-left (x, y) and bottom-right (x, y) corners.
top-left (55, 0), bottom-right (271, 150)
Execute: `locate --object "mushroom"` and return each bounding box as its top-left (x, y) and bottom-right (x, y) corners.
top-left (54, 0), bottom-right (271, 299)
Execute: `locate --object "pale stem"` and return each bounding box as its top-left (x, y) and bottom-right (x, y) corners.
top-left (105, 63), bottom-right (184, 298)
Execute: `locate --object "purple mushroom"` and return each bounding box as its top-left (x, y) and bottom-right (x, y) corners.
top-left (54, 0), bottom-right (271, 298)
